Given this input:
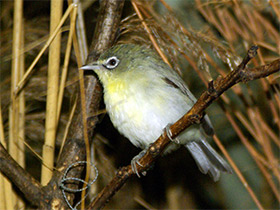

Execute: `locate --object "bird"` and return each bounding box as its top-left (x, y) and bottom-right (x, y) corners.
top-left (81, 44), bottom-right (233, 181)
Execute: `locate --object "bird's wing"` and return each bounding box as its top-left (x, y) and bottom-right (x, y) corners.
top-left (160, 65), bottom-right (214, 136)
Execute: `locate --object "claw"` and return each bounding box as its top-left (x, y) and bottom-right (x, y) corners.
top-left (165, 123), bottom-right (180, 144)
top-left (131, 149), bottom-right (147, 177)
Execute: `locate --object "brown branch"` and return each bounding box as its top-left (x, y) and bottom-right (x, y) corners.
top-left (240, 58), bottom-right (280, 82)
top-left (76, 0), bottom-right (124, 209)
top-left (88, 46), bottom-right (280, 209)
top-left (0, 143), bottom-right (47, 208)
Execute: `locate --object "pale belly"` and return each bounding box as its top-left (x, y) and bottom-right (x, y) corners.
top-left (104, 86), bottom-right (201, 149)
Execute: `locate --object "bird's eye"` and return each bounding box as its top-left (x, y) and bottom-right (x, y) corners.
top-left (104, 56), bottom-right (119, 70)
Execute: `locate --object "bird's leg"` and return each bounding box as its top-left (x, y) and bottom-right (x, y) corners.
top-left (164, 123), bottom-right (180, 144)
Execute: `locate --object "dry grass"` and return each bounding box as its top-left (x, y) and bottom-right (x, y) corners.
top-left (0, 0), bottom-right (279, 209)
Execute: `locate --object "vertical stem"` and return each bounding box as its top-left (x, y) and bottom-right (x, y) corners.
top-left (0, 102), bottom-right (14, 210)
top-left (14, 4), bottom-right (75, 95)
top-left (17, 15), bottom-right (26, 210)
top-left (9, 0), bottom-right (24, 208)
top-left (41, 0), bottom-right (63, 185)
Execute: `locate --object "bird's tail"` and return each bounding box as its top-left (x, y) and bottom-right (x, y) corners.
top-left (185, 139), bottom-right (233, 181)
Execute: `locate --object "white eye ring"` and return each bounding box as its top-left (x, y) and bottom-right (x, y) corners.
top-left (104, 56), bottom-right (119, 69)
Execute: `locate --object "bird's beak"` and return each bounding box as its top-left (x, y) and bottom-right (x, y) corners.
top-left (80, 63), bottom-right (101, 71)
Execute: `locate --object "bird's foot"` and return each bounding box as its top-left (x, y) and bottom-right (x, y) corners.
top-left (131, 149), bottom-right (148, 177)
top-left (164, 123), bottom-right (180, 144)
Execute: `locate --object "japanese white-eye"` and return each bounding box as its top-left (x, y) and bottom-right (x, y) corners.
top-left (81, 44), bottom-right (232, 181)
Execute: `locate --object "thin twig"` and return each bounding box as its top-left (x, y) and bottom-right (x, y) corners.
top-left (56, 5), bottom-right (77, 123)
top-left (131, 0), bottom-right (171, 67)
